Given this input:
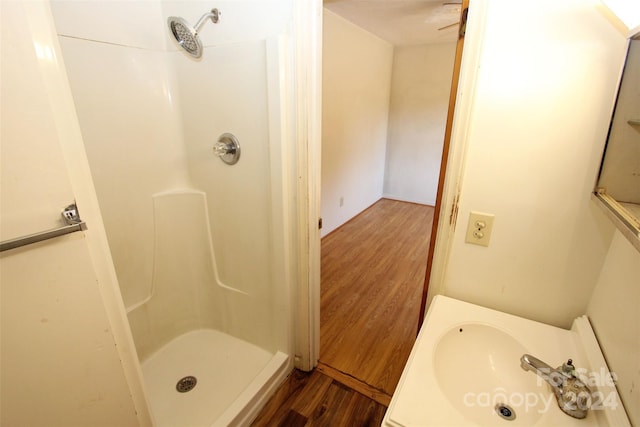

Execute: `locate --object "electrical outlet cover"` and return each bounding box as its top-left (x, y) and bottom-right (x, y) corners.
top-left (465, 211), bottom-right (495, 247)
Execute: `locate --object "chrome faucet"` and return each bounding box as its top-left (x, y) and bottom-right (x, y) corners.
top-left (520, 354), bottom-right (591, 419)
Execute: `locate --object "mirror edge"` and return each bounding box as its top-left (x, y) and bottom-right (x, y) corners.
top-left (592, 28), bottom-right (640, 253)
top-left (592, 192), bottom-right (640, 252)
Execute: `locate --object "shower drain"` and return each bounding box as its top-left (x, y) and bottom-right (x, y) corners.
top-left (176, 376), bottom-right (197, 393)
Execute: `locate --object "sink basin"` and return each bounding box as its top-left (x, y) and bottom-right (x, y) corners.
top-left (434, 324), bottom-right (544, 425)
top-left (382, 296), bottom-right (630, 427)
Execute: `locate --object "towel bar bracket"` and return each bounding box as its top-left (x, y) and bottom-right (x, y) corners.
top-left (0, 203), bottom-right (88, 253)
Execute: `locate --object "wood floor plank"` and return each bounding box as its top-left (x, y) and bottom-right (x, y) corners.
top-left (279, 410), bottom-right (308, 427)
top-left (320, 199), bottom-right (434, 395)
top-left (252, 199), bottom-right (432, 426)
top-left (250, 370), bottom-right (314, 427)
top-left (290, 369), bottom-right (335, 418)
top-left (338, 389), bottom-right (388, 427)
top-left (252, 370), bottom-right (388, 427)
top-left (307, 381), bottom-right (353, 425)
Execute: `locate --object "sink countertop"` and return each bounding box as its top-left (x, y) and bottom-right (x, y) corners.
top-left (383, 295), bottom-right (630, 427)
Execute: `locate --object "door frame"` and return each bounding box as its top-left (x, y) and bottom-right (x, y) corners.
top-left (419, 0), bottom-right (487, 322)
top-left (298, 0), bottom-right (490, 368)
top-left (293, 0), bottom-right (322, 371)
top-left (419, 0), bottom-right (470, 324)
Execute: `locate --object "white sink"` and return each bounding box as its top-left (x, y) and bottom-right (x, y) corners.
top-left (434, 324), bottom-right (545, 426)
top-left (383, 296), bottom-right (629, 427)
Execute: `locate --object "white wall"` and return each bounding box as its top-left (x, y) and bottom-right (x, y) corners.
top-left (428, 1), bottom-right (640, 421)
top-left (587, 231), bottom-right (640, 425)
top-left (321, 9), bottom-right (393, 236)
top-left (438, 0), bottom-right (629, 328)
top-left (384, 43), bottom-right (456, 205)
top-left (1, 1), bottom-right (146, 424)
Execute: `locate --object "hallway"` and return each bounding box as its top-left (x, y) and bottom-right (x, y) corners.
top-left (320, 198), bottom-right (434, 399)
top-left (252, 199), bottom-right (433, 426)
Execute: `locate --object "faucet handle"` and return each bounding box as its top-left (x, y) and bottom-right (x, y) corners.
top-left (559, 359), bottom-right (576, 378)
top-left (212, 133), bottom-right (241, 165)
top-left (558, 359), bottom-right (576, 378)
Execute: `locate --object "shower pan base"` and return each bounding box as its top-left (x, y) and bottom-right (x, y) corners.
top-left (141, 329), bottom-right (288, 427)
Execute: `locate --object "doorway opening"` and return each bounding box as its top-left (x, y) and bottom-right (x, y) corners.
top-left (319, 0), bottom-right (469, 406)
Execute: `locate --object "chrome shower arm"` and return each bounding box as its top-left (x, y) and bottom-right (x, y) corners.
top-left (193, 8), bottom-right (220, 33)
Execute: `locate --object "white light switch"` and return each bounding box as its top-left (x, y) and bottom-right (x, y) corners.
top-left (465, 211), bottom-right (495, 247)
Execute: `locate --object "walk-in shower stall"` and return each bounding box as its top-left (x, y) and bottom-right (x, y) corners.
top-left (49, 1), bottom-right (295, 425)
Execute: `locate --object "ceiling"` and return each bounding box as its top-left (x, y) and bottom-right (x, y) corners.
top-left (323, 0), bottom-right (462, 46)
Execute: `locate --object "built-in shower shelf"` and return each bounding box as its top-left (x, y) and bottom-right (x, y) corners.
top-left (628, 119), bottom-right (640, 126)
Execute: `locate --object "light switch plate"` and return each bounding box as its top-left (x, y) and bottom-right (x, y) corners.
top-left (465, 211), bottom-right (495, 247)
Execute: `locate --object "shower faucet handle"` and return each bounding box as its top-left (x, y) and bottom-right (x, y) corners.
top-left (212, 133), bottom-right (240, 165)
top-left (213, 141), bottom-right (233, 156)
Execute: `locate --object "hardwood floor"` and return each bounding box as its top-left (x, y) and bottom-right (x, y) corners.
top-left (250, 369), bottom-right (387, 427)
top-left (320, 198), bottom-right (434, 396)
top-left (252, 199), bottom-right (434, 426)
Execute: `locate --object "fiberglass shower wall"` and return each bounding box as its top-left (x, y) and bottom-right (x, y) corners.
top-left (50, 0), bottom-right (293, 361)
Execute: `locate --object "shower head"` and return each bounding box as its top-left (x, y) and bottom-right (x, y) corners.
top-left (168, 8), bottom-right (220, 58)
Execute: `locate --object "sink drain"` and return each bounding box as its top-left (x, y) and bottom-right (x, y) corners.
top-left (495, 403), bottom-right (516, 421)
top-left (176, 376), bottom-right (197, 393)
